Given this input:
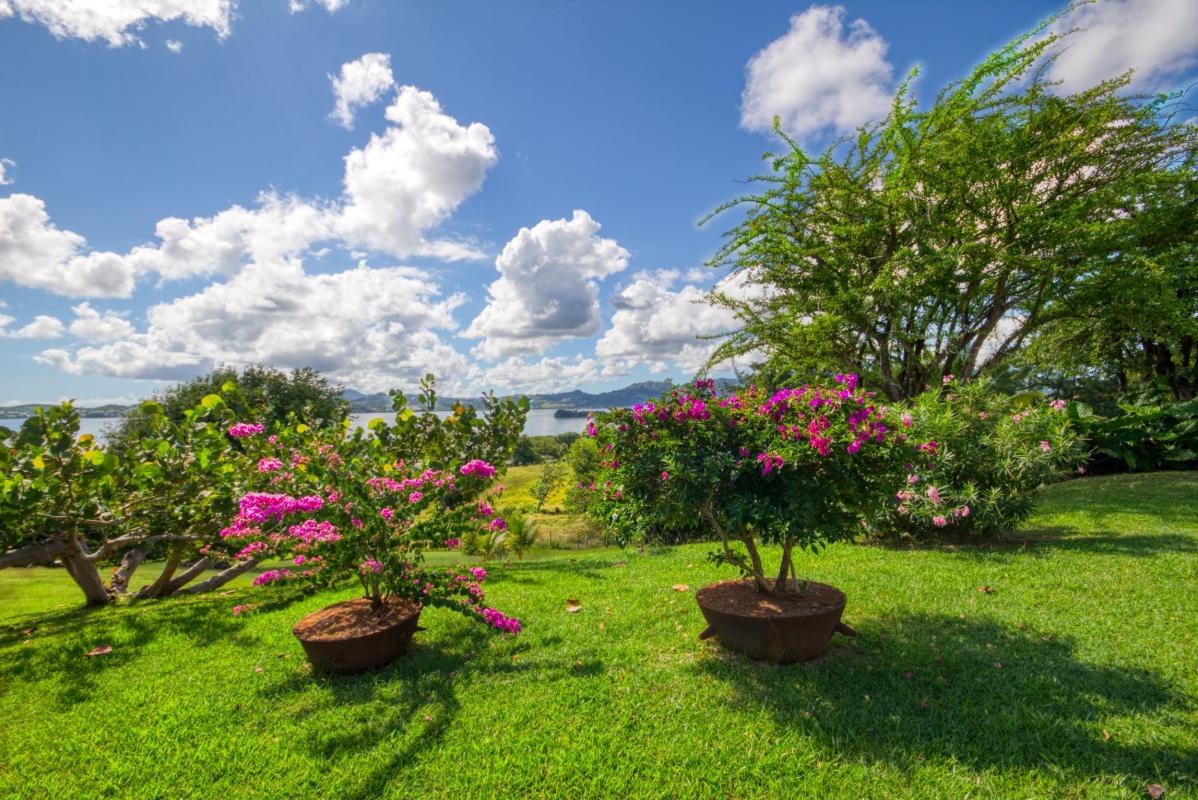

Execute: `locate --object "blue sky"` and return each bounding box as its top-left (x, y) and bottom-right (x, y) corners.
top-left (1, 0), bottom-right (1194, 404)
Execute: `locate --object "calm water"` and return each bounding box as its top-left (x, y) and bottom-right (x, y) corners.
top-left (0, 408), bottom-right (589, 441)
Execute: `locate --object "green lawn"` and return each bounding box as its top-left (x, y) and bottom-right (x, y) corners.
top-left (1, 473), bottom-right (1195, 799)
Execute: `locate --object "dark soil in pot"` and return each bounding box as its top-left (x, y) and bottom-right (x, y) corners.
top-left (293, 596), bottom-right (423, 672)
top-left (695, 579), bottom-right (854, 664)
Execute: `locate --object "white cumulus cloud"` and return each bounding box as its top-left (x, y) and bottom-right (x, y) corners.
top-left (0, 0), bottom-right (235, 47)
top-left (0, 158), bottom-right (13, 185)
top-left (1, 313), bottom-right (65, 339)
top-left (1047, 0), bottom-right (1198, 93)
top-left (473, 355), bottom-right (603, 395)
top-left (290, 0), bottom-right (352, 12)
top-left (68, 302), bottom-right (135, 342)
top-left (330, 52), bottom-right (395, 129)
top-left (165, 38), bottom-right (183, 53)
top-left (37, 259), bottom-right (474, 393)
top-left (466, 210), bottom-right (630, 359)
top-left (741, 4), bottom-right (894, 142)
top-left (2, 79), bottom-right (498, 298)
top-left (0, 193), bottom-right (136, 297)
top-left (336, 86), bottom-right (497, 259)
top-left (596, 270), bottom-right (764, 376)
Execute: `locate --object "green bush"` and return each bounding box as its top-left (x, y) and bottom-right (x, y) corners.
top-left (872, 378), bottom-right (1082, 541)
top-left (1069, 398), bottom-right (1198, 473)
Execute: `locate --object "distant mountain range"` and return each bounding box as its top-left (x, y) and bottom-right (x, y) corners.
top-left (344, 379), bottom-right (737, 412)
top-left (0, 379), bottom-right (739, 419)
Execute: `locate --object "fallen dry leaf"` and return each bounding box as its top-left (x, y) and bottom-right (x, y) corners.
top-left (977, 586), bottom-right (996, 594)
top-left (672, 584), bottom-right (690, 592)
top-left (1147, 784), bottom-right (1166, 799)
top-left (85, 645), bottom-right (112, 657)
top-left (565, 598), bottom-right (582, 613)
top-left (1103, 729), bottom-right (1111, 741)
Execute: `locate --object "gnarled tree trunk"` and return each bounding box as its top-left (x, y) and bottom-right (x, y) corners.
top-left (177, 557), bottom-right (262, 595)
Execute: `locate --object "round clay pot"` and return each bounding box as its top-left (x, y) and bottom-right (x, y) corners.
top-left (292, 596), bottom-right (423, 672)
top-left (695, 579), bottom-right (855, 663)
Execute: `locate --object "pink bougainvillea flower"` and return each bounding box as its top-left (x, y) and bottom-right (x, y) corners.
top-left (228, 423), bottom-right (264, 439)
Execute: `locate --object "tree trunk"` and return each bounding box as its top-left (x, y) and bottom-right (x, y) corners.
top-left (0, 538), bottom-right (69, 568)
top-left (773, 538), bottom-right (795, 594)
top-left (64, 537), bottom-right (110, 607)
top-left (138, 545), bottom-right (184, 599)
top-left (163, 557), bottom-right (213, 595)
top-left (177, 557), bottom-right (262, 595)
top-left (739, 533), bottom-right (769, 594)
top-left (108, 548), bottom-right (145, 595)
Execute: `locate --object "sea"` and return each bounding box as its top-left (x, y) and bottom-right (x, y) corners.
top-left (0, 408), bottom-right (590, 442)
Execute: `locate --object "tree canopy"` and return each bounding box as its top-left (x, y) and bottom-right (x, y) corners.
top-left (704, 17), bottom-right (1198, 401)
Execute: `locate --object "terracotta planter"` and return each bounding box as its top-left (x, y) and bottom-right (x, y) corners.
top-left (292, 596), bottom-right (423, 672)
top-left (695, 579), bottom-right (855, 663)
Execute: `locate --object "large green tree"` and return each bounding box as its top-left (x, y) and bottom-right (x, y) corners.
top-left (1028, 154), bottom-right (1198, 400)
top-left (703, 18), bottom-right (1198, 401)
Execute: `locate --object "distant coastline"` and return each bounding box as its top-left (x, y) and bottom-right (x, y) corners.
top-left (2, 378), bottom-right (737, 420)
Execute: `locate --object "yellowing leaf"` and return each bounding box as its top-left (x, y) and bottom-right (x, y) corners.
top-left (78, 434), bottom-right (94, 446)
top-left (399, 408), bottom-right (414, 422)
top-left (295, 423), bottom-right (309, 433)
top-left (31, 455), bottom-right (45, 470)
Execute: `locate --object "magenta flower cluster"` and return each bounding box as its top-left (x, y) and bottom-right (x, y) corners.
top-left (228, 423), bottom-right (264, 439)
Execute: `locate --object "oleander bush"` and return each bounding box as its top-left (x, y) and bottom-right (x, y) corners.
top-left (870, 377), bottom-right (1082, 541)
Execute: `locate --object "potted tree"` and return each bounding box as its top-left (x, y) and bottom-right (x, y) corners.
top-left (588, 376), bottom-right (902, 663)
top-left (216, 378), bottom-right (526, 672)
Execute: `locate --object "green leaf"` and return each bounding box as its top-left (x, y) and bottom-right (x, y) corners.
top-left (200, 394), bottom-right (223, 410)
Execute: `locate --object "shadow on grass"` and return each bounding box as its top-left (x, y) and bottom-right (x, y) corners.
top-left (864, 524), bottom-right (1198, 559)
top-left (1000, 526), bottom-right (1198, 557)
top-left (0, 585), bottom-right (314, 708)
top-left (480, 554), bottom-right (617, 585)
top-left (696, 613), bottom-right (1197, 789)
top-left (259, 619), bottom-right (596, 800)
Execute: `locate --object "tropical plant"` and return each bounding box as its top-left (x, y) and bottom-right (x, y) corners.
top-left (588, 377), bottom-right (903, 594)
top-left (502, 511), bottom-right (539, 560)
top-left (1068, 398), bottom-right (1198, 473)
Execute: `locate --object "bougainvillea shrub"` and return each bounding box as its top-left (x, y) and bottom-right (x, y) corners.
top-left (872, 377), bottom-right (1082, 540)
top-left (213, 376), bottom-right (527, 633)
top-left (586, 376), bottom-right (905, 594)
